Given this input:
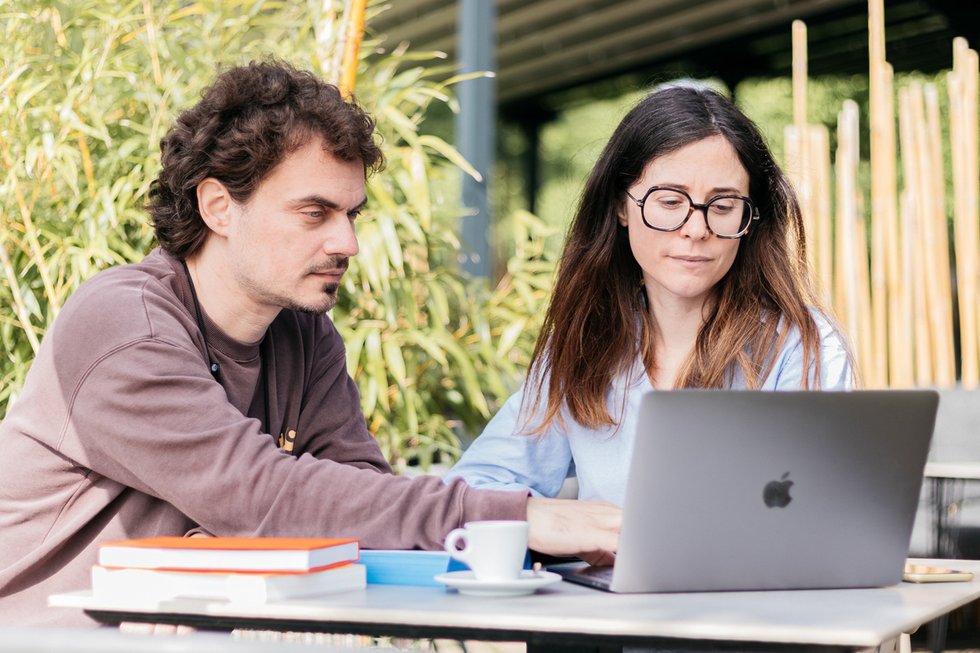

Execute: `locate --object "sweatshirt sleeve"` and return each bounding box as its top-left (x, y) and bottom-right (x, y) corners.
top-left (444, 384), bottom-right (573, 498)
top-left (295, 338), bottom-right (392, 473)
top-left (54, 334), bottom-right (525, 551)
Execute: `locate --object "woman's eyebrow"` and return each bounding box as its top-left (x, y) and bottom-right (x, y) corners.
top-left (651, 183), bottom-right (746, 196)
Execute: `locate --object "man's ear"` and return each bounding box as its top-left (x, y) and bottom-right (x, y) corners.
top-left (197, 178), bottom-right (236, 236)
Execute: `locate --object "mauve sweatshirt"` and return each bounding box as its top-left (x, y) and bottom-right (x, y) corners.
top-left (0, 248), bottom-right (525, 626)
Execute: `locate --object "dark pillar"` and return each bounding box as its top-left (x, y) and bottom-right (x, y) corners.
top-left (522, 119), bottom-right (541, 215)
top-left (456, 0), bottom-right (497, 278)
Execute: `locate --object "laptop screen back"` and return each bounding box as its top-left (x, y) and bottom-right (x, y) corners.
top-left (607, 389), bottom-right (938, 593)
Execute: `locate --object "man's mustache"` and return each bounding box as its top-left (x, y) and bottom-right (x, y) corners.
top-left (307, 258), bottom-right (349, 275)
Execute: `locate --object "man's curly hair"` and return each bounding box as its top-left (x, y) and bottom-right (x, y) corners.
top-left (147, 60), bottom-right (384, 259)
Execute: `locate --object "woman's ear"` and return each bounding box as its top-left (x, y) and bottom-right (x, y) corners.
top-left (617, 208), bottom-right (629, 228)
top-left (197, 178), bottom-right (236, 236)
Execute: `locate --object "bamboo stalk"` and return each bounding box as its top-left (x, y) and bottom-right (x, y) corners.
top-left (77, 136), bottom-right (96, 200)
top-left (924, 83), bottom-right (956, 386)
top-left (890, 90), bottom-right (914, 387)
top-left (314, 0), bottom-right (340, 82)
top-left (868, 0), bottom-right (892, 387)
top-left (908, 83), bottom-right (938, 385)
top-left (836, 100), bottom-right (874, 383)
top-left (898, 88), bottom-right (931, 386)
top-left (0, 135), bottom-right (60, 316)
top-left (792, 21), bottom-right (808, 131)
top-left (894, 185), bottom-right (915, 387)
top-left (810, 125), bottom-right (833, 301)
top-left (908, 82), bottom-right (952, 386)
top-left (0, 232), bottom-right (40, 353)
top-left (882, 63), bottom-right (902, 387)
top-left (141, 0), bottom-right (162, 86)
top-left (835, 104), bottom-right (858, 368)
top-left (339, 0), bottom-right (368, 97)
top-left (967, 47), bottom-right (980, 388)
top-left (948, 70), bottom-right (973, 385)
top-left (950, 39), bottom-right (980, 387)
top-left (790, 21), bottom-right (816, 282)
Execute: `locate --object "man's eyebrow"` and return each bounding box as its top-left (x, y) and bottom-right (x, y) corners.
top-left (291, 195), bottom-right (369, 211)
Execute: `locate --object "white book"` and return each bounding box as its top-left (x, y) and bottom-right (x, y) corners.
top-left (97, 536), bottom-right (359, 572)
top-left (91, 563), bottom-right (366, 603)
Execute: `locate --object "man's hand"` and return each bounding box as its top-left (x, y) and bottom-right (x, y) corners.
top-left (526, 497), bottom-right (621, 566)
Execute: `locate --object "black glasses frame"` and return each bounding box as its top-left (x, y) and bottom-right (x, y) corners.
top-left (625, 186), bottom-right (759, 239)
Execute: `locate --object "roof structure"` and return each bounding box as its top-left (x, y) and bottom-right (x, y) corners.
top-left (368, 0), bottom-right (979, 276)
top-left (371, 0), bottom-right (979, 115)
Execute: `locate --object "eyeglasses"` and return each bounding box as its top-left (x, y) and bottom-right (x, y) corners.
top-left (625, 186), bottom-right (759, 239)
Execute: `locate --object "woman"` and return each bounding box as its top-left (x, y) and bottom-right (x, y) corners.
top-left (445, 84), bottom-right (853, 505)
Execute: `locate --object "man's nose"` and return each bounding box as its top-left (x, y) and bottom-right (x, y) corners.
top-left (324, 216), bottom-right (359, 257)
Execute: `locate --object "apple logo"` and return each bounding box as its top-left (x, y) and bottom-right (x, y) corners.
top-left (763, 472), bottom-right (793, 508)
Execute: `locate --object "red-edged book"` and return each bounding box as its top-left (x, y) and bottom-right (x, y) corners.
top-left (97, 537), bottom-right (359, 573)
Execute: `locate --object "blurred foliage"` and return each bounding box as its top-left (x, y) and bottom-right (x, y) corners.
top-left (0, 0), bottom-right (556, 469)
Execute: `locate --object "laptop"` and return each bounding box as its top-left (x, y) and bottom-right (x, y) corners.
top-left (552, 389), bottom-right (939, 592)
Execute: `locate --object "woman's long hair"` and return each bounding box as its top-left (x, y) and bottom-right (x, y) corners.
top-left (525, 85), bottom-right (830, 433)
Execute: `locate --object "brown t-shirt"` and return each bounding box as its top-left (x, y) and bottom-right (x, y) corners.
top-left (0, 248), bottom-right (526, 625)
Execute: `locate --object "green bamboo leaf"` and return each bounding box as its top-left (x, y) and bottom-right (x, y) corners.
top-left (377, 212), bottom-right (404, 269)
top-left (434, 331), bottom-right (489, 417)
top-left (0, 64), bottom-right (30, 97)
top-left (418, 134), bottom-right (482, 182)
top-left (364, 327), bottom-right (388, 411)
top-left (424, 278), bottom-right (450, 327)
top-left (380, 105), bottom-right (422, 147)
top-left (382, 337), bottom-right (407, 387)
top-left (342, 323), bottom-right (369, 375)
top-left (401, 330), bottom-right (449, 367)
top-left (496, 318), bottom-right (527, 358)
top-left (404, 149), bottom-right (431, 229)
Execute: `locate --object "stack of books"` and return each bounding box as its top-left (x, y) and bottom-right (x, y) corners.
top-left (92, 536), bottom-right (365, 603)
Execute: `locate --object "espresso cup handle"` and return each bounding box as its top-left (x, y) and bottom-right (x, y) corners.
top-left (444, 527), bottom-right (471, 562)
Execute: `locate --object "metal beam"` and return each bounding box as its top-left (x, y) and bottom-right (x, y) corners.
top-left (455, 0), bottom-right (496, 278)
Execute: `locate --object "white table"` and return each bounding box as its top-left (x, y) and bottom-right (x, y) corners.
top-left (924, 462), bottom-right (980, 481)
top-left (50, 558), bottom-right (980, 653)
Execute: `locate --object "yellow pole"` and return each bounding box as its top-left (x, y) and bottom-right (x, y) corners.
top-left (868, 0), bottom-right (897, 387)
top-left (950, 39), bottom-right (980, 387)
top-left (810, 125), bottom-right (833, 302)
top-left (924, 83), bottom-right (955, 386)
top-left (790, 21), bottom-right (816, 285)
top-left (898, 89), bottom-right (931, 386)
top-left (836, 101), bottom-right (873, 382)
top-left (339, 0), bottom-right (368, 97)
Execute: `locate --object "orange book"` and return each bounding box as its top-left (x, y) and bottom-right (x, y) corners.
top-left (98, 537), bottom-right (359, 573)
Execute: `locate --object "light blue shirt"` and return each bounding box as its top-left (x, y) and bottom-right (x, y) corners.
top-left (445, 311), bottom-right (854, 506)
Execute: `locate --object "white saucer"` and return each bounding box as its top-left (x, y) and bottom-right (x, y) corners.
top-left (434, 570), bottom-right (562, 597)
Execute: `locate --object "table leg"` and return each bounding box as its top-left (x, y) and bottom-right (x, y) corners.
top-left (927, 476), bottom-right (969, 653)
top-left (931, 477), bottom-right (966, 558)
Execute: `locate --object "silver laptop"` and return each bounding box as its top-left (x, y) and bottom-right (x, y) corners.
top-left (553, 389), bottom-right (939, 592)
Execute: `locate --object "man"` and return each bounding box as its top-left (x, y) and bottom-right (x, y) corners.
top-left (0, 61), bottom-right (620, 626)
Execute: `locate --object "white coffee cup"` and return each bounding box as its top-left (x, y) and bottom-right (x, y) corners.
top-left (443, 520), bottom-right (528, 582)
